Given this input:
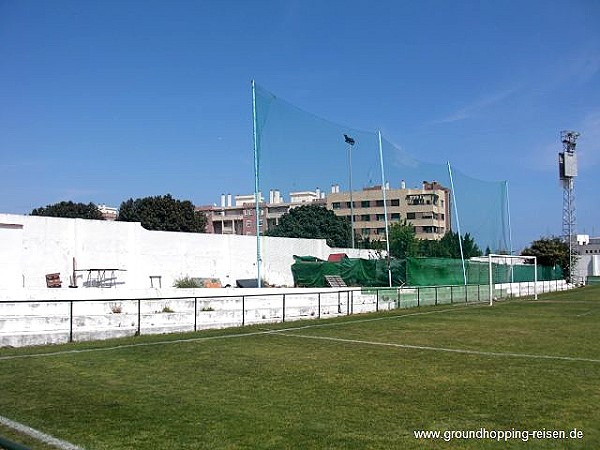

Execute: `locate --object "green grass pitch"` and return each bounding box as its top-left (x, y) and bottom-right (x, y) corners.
top-left (1, 286), bottom-right (599, 449)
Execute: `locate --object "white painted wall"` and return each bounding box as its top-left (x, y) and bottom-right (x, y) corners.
top-left (0, 225), bottom-right (24, 288)
top-left (574, 254), bottom-right (600, 280)
top-left (0, 281), bottom-right (573, 348)
top-left (0, 214), bottom-right (372, 289)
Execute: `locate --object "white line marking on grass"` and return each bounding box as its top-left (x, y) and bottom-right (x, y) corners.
top-left (576, 310), bottom-right (594, 317)
top-left (274, 332), bottom-right (600, 364)
top-left (0, 415), bottom-right (84, 450)
top-left (0, 306), bottom-right (477, 362)
top-left (0, 329), bottom-right (279, 361)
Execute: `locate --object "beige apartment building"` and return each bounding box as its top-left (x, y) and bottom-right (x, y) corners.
top-left (197, 182), bottom-right (450, 242)
top-left (197, 190), bottom-right (326, 236)
top-left (326, 181), bottom-right (451, 241)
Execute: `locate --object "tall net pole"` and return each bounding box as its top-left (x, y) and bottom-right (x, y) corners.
top-left (448, 162), bottom-right (467, 286)
top-left (252, 80), bottom-right (262, 288)
top-left (378, 131), bottom-right (392, 287)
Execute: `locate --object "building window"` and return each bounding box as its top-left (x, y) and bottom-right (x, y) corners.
top-left (346, 202), bottom-right (352, 208)
top-left (406, 212), bottom-right (416, 220)
top-left (391, 199), bottom-right (400, 207)
top-left (332, 202), bottom-right (340, 210)
top-left (361, 214), bottom-right (371, 222)
top-left (361, 200), bottom-right (370, 208)
top-left (391, 213), bottom-right (401, 221)
top-left (376, 214), bottom-right (385, 221)
top-left (375, 200), bottom-right (384, 207)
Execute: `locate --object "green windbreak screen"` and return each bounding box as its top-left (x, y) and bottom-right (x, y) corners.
top-left (291, 256), bottom-right (405, 288)
top-left (254, 83), bottom-right (510, 254)
top-left (291, 256), bottom-right (562, 287)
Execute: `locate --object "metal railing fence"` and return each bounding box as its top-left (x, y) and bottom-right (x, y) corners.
top-left (0, 279), bottom-right (569, 346)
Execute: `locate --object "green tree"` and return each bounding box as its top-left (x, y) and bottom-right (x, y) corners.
top-left (117, 194), bottom-right (206, 232)
top-left (521, 236), bottom-right (572, 279)
top-left (389, 224), bottom-right (483, 260)
top-left (388, 220), bottom-right (419, 259)
top-left (266, 204), bottom-right (351, 247)
top-left (31, 201), bottom-right (105, 220)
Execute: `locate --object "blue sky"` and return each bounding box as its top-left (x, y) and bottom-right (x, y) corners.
top-left (1, 0), bottom-right (599, 250)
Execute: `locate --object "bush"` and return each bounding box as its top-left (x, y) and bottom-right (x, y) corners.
top-left (173, 277), bottom-right (201, 288)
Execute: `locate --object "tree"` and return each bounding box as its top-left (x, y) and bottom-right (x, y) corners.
top-left (423, 231), bottom-right (481, 258)
top-left (117, 194), bottom-right (207, 233)
top-left (521, 236), bottom-right (572, 279)
top-left (389, 223), bottom-right (483, 260)
top-left (265, 204), bottom-right (351, 247)
top-left (31, 201), bottom-right (104, 220)
top-left (388, 220), bottom-right (419, 259)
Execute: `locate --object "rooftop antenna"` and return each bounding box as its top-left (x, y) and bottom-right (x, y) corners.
top-left (558, 130), bottom-right (580, 282)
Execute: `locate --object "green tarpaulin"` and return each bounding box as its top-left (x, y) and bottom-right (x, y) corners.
top-left (291, 256), bottom-right (563, 287)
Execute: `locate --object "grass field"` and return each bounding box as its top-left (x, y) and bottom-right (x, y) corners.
top-left (1, 286), bottom-right (599, 449)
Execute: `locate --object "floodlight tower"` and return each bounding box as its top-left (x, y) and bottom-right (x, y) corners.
top-left (558, 130), bottom-right (580, 280)
top-left (344, 134), bottom-right (356, 249)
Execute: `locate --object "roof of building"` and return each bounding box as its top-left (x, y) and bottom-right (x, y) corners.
top-left (327, 253), bottom-right (348, 262)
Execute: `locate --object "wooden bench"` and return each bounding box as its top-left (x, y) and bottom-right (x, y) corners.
top-left (45, 273), bottom-right (62, 288)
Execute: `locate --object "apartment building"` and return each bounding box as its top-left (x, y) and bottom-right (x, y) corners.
top-left (326, 181), bottom-right (451, 241)
top-left (97, 204), bottom-right (118, 221)
top-left (196, 189), bottom-right (326, 236)
top-left (197, 181), bottom-right (450, 241)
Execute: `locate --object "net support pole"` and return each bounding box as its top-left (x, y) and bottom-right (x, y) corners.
top-left (488, 253), bottom-right (493, 306)
top-left (251, 80), bottom-right (262, 288)
top-left (505, 181), bottom-right (514, 283)
top-left (534, 256), bottom-right (538, 300)
top-left (378, 131), bottom-right (392, 287)
top-left (447, 162), bottom-right (467, 286)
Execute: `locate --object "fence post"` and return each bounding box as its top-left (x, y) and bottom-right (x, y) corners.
top-left (137, 299), bottom-right (141, 336)
top-left (194, 297), bottom-right (197, 332)
top-left (348, 291), bottom-right (351, 315)
top-left (69, 301), bottom-right (74, 343)
top-left (242, 295), bottom-right (245, 326)
top-left (376, 289), bottom-right (379, 312)
top-left (435, 287), bottom-right (438, 306)
top-left (417, 287), bottom-right (420, 307)
top-left (318, 292), bottom-right (321, 319)
top-left (450, 285), bottom-right (453, 304)
top-left (282, 294), bottom-right (286, 322)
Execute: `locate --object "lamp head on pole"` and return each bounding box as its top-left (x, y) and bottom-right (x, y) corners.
top-left (344, 134), bottom-right (355, 146)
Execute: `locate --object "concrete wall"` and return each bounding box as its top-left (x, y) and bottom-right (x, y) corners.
top-left (0, 213), bottom-right (376, 289)
top-left (0, 287), bottom-right (378, 347)
top-left (0, 280), bottom-right (572, 348)
top-left (575, 254), bottom-right (600, 280)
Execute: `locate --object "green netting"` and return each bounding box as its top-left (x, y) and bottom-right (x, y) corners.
top-left (255, 83), bottom-right (510, 254)
top-left (406, 257), bottom-right (563, 286)
top-left (291, 256), bottom-right (405, 288)
top-left (292, 256), bottom-right (563, 288)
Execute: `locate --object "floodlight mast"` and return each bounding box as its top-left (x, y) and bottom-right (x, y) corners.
top-left (344, 134), bottom-right (356, 249)
top-left (558, 130), bottom-right (579, 282)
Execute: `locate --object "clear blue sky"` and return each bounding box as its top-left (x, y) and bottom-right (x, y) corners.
top-left (1, 0), bottom-right (599, 250)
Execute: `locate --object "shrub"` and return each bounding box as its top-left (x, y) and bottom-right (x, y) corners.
top-left (173, 277), bottom-right (201, 288)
